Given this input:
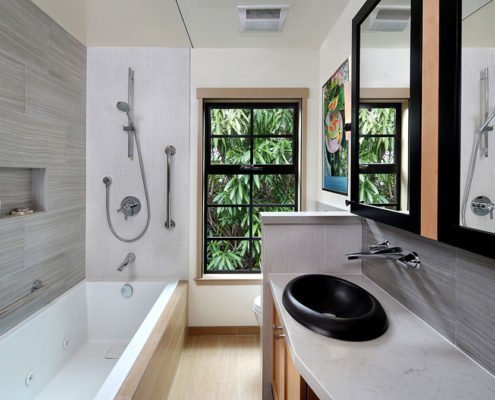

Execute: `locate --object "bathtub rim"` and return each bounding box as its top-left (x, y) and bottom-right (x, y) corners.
top-left (0, 278), bottom-right (174, 343)
top-left (94, 279), bottom-right (179, 400)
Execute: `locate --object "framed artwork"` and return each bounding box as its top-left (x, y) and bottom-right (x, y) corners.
top-left (322, 59), bottom-right (350, 194)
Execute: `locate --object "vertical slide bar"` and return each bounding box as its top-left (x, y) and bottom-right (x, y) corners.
top-left (165, 145), bottom-right (176, 229)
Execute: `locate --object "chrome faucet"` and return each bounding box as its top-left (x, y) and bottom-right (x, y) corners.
top-left (117, 252), bottom-right (136, 271)
top-left (346, 241), bottom-right (421, 270)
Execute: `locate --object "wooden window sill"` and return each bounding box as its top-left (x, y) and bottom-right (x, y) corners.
top-left (195, 274), bottom-right (262, 285)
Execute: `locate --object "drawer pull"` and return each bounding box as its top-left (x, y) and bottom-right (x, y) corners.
top-left (274, 331), bottom-right (286, 340)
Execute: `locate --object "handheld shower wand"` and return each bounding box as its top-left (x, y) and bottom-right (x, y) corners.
top-left (117, 100), bottom-right (135, 159)
top-left (116, 101), bottom-right (136, 131)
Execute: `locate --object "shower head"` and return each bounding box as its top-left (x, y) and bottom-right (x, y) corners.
top-left (116, 101), bottom-right (131, 113)
top-left (116, 101), bottom-right (136, 131)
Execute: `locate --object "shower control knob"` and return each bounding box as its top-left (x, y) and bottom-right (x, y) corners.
top-left (471, 196), bottom-right (495, 219)
top-left (117, 196), bottom-right (142, 220)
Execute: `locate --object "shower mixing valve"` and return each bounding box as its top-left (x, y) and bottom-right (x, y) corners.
top-left (117, 196), bottom-right (142, 220)
top-left (471, 196), bottom-right (495, 219)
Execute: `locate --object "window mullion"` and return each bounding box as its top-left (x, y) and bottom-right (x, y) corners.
top-left (248, 108), bottom-right (254, 271)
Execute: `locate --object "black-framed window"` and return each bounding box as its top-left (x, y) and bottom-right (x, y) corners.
top-left (204, 103), bottom-right (299, 273)
top-left (358, 103), bottom-right (402, 210)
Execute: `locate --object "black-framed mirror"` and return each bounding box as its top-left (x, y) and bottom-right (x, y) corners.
top-left (350, 0), bottom-right (422, 233)
top-left (439, 0), bottom-right (495, 259)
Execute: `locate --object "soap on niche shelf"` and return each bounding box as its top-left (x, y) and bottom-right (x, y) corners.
top-left (9, 208), bottom-right (34, 216)
top-left (0, 167), bottom-right (47, 220)
top-left (0, 210), bottom-right (44, 222)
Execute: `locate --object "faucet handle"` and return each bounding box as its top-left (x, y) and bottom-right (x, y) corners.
top-left (396, 252), bottom-right (421, 270)
top-left (369, 240), bottom-right (390, 253)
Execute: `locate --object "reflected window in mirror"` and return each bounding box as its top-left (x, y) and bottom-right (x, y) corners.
top-left (351, 0), bottom-right (421, 233)
top-left (358, 103), bottom-right (405, 210)
top-left (358, 0), bottom-right (411, 213)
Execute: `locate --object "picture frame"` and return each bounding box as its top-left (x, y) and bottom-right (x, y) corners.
top-left (322, 59), bottom-right (350, 195)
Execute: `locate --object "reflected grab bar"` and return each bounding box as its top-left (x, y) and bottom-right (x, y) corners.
top-left (165, 145), bottom-right (176, 229)
top-left (0, 280), bottom-right (48, 318)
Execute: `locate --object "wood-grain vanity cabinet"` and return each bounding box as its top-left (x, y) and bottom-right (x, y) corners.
top-left (272, 304), bottom-right (320, 400)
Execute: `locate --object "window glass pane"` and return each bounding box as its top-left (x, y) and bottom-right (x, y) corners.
top-left (205, 103), bottom-right (299, 274)
top-left (253, 108), bottom-right (294, 135)
top-left (253, 138), bottom-right (293, 165)
top-left (210, 108), bottom-right (251, 135)
top-left (359, 174), bottom-right (397, 205)
top-left (206, 206), bottom-right (250, 238)
top-left (253, 174), bottom-right (295, 204)
top-left (207, 175), bottom-right (250, 205)
top-left (359, 107), bottom-right (396, 135)
top-left (206, 240), bottom-right (251, 271)
top-left (211, 137), bottom-right (250, 165)
top-left (359, 137), bottom-right (395, 164)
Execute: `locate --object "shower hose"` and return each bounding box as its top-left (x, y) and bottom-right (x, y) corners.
top-left (461, 132), bottom-right (482, 226)
top-left (104, 129), bottom-right (151, 242)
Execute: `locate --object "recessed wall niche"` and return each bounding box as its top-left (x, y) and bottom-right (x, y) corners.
top-left (0, 167), bottom-right (47, 217)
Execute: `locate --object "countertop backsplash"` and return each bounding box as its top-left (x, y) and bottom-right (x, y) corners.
top-left (363, 219), bottom-right (495, 375)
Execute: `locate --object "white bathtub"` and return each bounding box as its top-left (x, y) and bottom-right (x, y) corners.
top-left (0, 279), bottom-right (178, 400)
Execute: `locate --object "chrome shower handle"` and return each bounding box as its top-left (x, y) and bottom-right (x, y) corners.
top-left (165, 145), bottom-right (176, 229)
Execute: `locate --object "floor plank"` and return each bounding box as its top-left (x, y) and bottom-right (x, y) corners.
top-left (168, 335), bottom-right (261, 400)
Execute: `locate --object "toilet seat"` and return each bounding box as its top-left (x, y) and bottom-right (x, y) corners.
top-left (253, 295), bottom-right (262, 326)
top-left (253, 295), bottom-right (262, 312)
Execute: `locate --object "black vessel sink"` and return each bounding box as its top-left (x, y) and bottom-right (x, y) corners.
top-left (282, 274), bottom-right (388, 341)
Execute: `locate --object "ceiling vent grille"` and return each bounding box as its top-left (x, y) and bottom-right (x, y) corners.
top-left (368, 5), bottom-right (411, 32)
top-left (238, 4), bottom-right (290, 32)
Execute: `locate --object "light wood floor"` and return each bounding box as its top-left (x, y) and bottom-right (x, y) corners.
top-left (168, 335), bottom-right (262, 400)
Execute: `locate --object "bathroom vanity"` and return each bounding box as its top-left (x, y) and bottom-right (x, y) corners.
top-left (272, 302), bottom-right (319, 400)
top-left (269, 273), bottom-right (495, 400)
top-left (261, 212), bottom-right (495, 400)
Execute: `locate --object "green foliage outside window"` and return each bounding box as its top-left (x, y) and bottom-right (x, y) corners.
top-left (206, 108), bottom-right (296, 272)
top-left (358, 107), bottom-right (399, 206)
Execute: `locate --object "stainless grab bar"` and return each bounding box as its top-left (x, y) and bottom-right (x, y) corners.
top-left (0, 280), bottom-right (48, 318)
top-left (164, 145), bottom-right (176, 229)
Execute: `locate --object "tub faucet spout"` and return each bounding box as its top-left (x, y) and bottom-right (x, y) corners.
top-left (117, 252), bottom-right (136, 271)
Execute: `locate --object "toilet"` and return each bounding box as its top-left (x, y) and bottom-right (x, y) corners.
top-left (253, 295), bottom-right (262, 326)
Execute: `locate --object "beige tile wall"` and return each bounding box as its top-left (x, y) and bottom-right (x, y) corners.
top-left (0, 0), bottom-right (86, 335)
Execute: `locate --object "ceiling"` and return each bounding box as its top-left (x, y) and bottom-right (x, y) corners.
top-left (463, 0), bottom-right (495, 47)
top-left (177, 0), bottom-right (348, 48)
top-left (463, 0), bottom-right (493, 19)
top-left (32, 0), bottom-right (349, 48)
top-left (360, 0), bottom-right (411, 49)
top-left (32, 0), bottom-right (191, 47)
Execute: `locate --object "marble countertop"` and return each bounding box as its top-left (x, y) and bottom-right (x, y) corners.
top-left (270, 273), bottom-right (495, 400)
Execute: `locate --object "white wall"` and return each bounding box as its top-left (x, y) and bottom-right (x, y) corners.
top-left (86, 48), bottom-right (190, 281)
top-left (319, 0), bottom-right (367, 209)
top-left (360, 48), bottom-right (410, 88)
top-left (189, 48), bottom-right (319, 326)
top-left (461, 48), bottom-right (495, 233)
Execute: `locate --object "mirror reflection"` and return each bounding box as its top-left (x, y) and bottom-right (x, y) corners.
top-left (460, 0), bottom-right (495, 233)
top-left (358, 0), bottom-right (411, 212)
